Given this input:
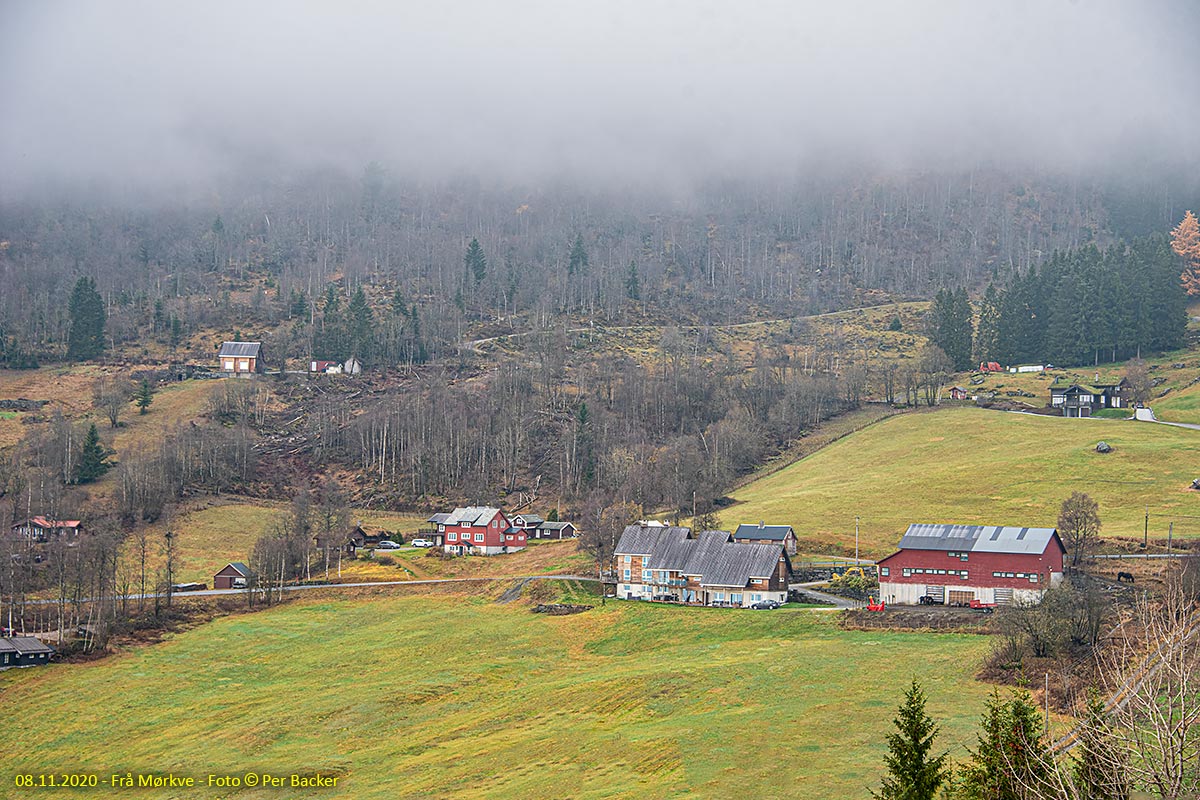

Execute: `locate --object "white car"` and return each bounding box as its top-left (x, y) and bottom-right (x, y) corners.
top-left (409, 538), bottom-right (435, 548)
top-left (375, 540), bottom-right (403, 550)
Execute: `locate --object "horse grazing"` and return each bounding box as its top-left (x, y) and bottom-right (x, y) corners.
top-left (1117, 571), bottom-right (1135, 584)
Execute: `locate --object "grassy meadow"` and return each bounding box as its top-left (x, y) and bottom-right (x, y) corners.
top-left (0, 592), bottom-right (996, 799)
top-left (728, 406), bottom-right (1200, 557)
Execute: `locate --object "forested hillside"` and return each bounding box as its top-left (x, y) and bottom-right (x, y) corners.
top-left (0, 168), bottom-right (1177, 367)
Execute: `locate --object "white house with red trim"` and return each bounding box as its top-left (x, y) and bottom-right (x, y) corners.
top-left (877, 523), bottom-right (1066, 606)
top-left (438, 506), bottom-right (526, 555)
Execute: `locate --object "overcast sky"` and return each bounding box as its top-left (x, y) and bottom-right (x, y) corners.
top-left (1, 0), bottom-right (1197, 196)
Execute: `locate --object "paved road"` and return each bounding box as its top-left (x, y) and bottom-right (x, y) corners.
top-left (1092, 553), bottom-right (1200, 560)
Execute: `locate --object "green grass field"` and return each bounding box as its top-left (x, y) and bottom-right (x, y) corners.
top-left (0, 593), bottom-right (995, 799)
top-left (728, 407), bottom-right (1200, 557)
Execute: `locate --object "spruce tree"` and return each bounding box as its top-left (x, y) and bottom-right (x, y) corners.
top-left (136, 379), bottom-right (153, 415)
top-left (626, 260), bottom-right (641, 300)
top-left (568, 233), bottom-right (589, 276)
top-left (67, 276), bottom-right (106, 361)
top-left (873, 679), bottom-right (950, 800)
top-left (465, 238), bottom-right (487, 284)
top-left (974, 284), bottom-right (1000, 364)
top-left (75, 423), bottom-right (111, 484)
top-left (347, 286), bottom-right (374, 362)
top-left (956, 689), bottom-right (1050, 800)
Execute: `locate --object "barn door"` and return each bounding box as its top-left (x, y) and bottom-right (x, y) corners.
top-left (925, 585), bottom-right (945, 603)
top-left (994, 588), bottom-right (1014, 605)
top-left (948, 590), bottom-right (974, 606)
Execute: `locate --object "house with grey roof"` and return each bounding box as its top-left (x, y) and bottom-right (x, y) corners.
top-left (217, 341), bottom-right (263, 375)
top-left (877, 523), bottom-right (1066, 606)
top-left (0, 636), bottom-right (54, 669)
top-left (733, 522), bottom-right (797, 555)
top-left (613, 525), bottom-right (792, 607)
top-left (436, 506), bottom-right (526, 555)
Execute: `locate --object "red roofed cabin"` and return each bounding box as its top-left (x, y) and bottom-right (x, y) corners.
top-left (439, 506), bottom-right (526, 555)
top-left (877, 523), bottom-right (1066, 607)
top-left (11, 517), bottom-right (82, 543)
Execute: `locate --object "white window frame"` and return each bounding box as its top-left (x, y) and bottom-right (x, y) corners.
top-left (474, 533), bottom-right (484, 542)
top-left (880, 567), bottom-right (889, 576)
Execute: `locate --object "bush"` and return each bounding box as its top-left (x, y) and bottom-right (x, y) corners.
top-left (376, 555), bottom-right (395, 566)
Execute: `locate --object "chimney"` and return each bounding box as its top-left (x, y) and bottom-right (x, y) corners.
top-left (1095, 372), bottom-right (1100, 382)
top-left (759, 521), bottom-right (765, 529)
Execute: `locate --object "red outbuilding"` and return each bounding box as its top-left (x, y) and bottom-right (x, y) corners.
top-left (877, 523), bottom-right (1066, 606)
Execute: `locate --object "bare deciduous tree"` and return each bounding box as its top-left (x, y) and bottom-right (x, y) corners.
top-left (1058, 492), bottom-right (1100, 567)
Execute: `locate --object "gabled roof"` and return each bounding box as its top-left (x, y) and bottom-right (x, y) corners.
top-left (427, 512), bottom-right (451, 525)
top-left (443, 506), bottom-right (503, 526)
top-left (539, 521), bottom-right (574, 531)
top-left (13, 516), bottom-right (82, 530)
top-left (0, 637), bottom-right (54, 655)
top-left (217, 562), bottom-right (251, 577)
top-left (514, 514), bottom-right (544, 525)
top-left (614, 525), bottom-right (786, 589)
top-left (218, 341), bottom-right (261, 358)
top-left (898, 523), bottom-right (1062, 557)
top-left (733, 523), bottom-right (794, 542)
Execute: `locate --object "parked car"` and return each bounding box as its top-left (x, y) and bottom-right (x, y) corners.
top-left (750, 599), bottom-right (782, 610)
top-left (375, 540), bottom-right (403, 550)
top-left (409, 538), bottom-right (434, 548)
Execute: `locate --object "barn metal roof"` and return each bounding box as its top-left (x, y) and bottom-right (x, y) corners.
top-left (614, 526), bottom-right (785, 588)
top-left (898, 524), bottom-right (1060, 556)
top-left (733, 523), bottom-right (794, 542)
top-left (218, 341), bottom-right (261, 358)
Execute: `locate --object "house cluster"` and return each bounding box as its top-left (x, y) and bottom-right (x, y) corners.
top-left (308, 357), bottom-right (362, 376)
top-left (877, 523), bottom-right (1066, 606)
top-left (614, 524), bottom-right (793, 607)
top-left (425, 507), bottom-right (577, 555)
top-left (1049, 376), bottom-right (1128, 418)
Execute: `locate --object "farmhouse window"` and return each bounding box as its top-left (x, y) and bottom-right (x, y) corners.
top-left (751, 593), bottom-right (761, 601)
top-left (492, 520), bottom-right (497, 528)
top-left (960, 572), bottom-right (969, 579)
top-left (902, 568), bottom-right (911, 577)
top-left (880, 567), bottom-right (889, 576)
top-left (993, 572), bottom-right (1001, 577)
top-left (624, 569), bottom-right (631, 580)
top-left (448, 533), bottom-right (457, 541)
top-left (1030, 575), bottom-right (1039, 583)
top-left (474, 533), bottom-right (484, 542)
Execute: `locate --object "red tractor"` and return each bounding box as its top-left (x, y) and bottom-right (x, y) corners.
top-left (866, 596), bottom-right (886, 612)
top-left (969, 599), bottom-right (997, 613)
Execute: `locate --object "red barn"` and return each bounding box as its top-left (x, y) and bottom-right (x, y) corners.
top-left (877, 523), bottom-right (1066, 606)
top-left (440, 506), bottom-right (526, 555)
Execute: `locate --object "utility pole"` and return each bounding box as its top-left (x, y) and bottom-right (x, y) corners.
top-left (1144, 507), bottom-right (1149, 549)
top-left (1044, 672), bottom-right (1050, 734)
top-left (855, 516), bottom-right (860, 564)
top-left (1168, 521), bottom-right (1174, 556)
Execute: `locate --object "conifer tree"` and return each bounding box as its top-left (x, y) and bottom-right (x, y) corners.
top-left (873, 679), bottom-right (950, 800)
top-left (136, 379), bottom-right (153, 415)
top-left (465, 238), bottom-right (487, 284)
top-left (973, 284), bottom-right (1000, 364)
top-left (955, 689), bottom-right (1050, 800)
top-left (626, 260), bottom-right (641, 300)
top-left (568, 233), bottom-right (589, 276)
top-left (67, 276), bottom-right (106, 361)
top-left (347, 286), bottom-right (374, 362)
top-left (75, 423), bottom-right (111, 484)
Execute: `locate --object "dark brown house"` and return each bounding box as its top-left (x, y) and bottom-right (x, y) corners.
top-left (0, 637), bottom-right (54, 669)
top-left (214, 562), bottom-right (251, 589)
